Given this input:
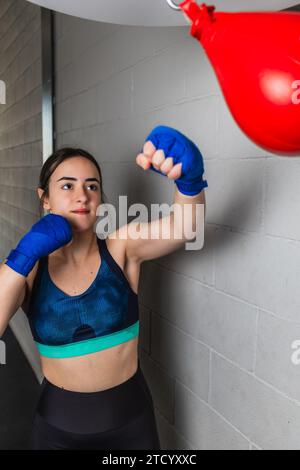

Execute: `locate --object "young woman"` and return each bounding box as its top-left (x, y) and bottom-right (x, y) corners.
top-left (0, 126), bottom-right (207, 449)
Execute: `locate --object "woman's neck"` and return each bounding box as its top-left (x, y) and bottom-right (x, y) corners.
top-left (54, 230), bottom-right (98, 264)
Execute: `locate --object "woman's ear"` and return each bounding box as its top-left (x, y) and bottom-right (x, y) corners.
top-left (37, 187), bottom-right (43, 199)
top-left (37, 187), bottom-right (51, 212)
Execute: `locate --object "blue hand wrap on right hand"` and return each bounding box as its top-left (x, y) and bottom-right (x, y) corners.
top-left (5, 214), bottom-right (73, 277)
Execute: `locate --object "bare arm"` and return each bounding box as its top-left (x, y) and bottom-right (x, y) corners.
top-left (124, 187), bottom-right (206, 263)
top-left (125, 135), bottom-right (207, 264)
top-left (0, 213), bottom-right (73, 338)
top-left (0, 261), bottom-right (27, 338)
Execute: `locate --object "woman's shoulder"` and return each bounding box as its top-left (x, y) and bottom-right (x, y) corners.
top-left (104, 227), bottom-right (140, 295)
top-left (104, 229), bottom-right (127, 271)
top-left (104, 223), bottom-right (141, 262)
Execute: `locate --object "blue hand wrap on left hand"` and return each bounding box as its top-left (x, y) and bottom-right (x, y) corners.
top-left (143, 125), bottom-right (208, 196)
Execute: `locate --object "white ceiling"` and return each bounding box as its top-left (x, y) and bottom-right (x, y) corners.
top-left (26, 0), bottom-right (299, 26)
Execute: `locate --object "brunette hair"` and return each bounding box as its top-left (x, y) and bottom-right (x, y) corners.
top-left (38, 147), bottom-right (107, 218)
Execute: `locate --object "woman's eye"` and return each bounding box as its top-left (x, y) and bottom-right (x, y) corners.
top-left (61, 184), bottom-right (98, 191)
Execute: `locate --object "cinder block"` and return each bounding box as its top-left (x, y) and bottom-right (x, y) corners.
top-left (264, 158), bottom-right (300, 240)
top-left (132, 46), bottom-right (186, 114)
top-left (71, 87), bottom-right (97, 130)
top-left (139, 351), bottom-right (175, 425)
top-left (211, 352), bottom-right (300, 449)
top-left (204, 158), bottom-right (264, 231)
top-left (175, 378), bottom-right (249, 449)
top-left (151, 312), bottom-right (210, 400)
top-left (96, 69), bottom-right (132, 123)
top-left (139, 260), bottom-right (257, 371)
top-left (256, 310), bottom-right (300, 402)
top-left (214, 228), bottom-right (300, 322)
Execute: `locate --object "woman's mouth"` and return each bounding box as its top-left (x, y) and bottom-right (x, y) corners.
top-left (71, 210), bottom-right (90, 214)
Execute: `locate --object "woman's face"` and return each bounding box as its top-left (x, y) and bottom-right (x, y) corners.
top-left (38, 156), bottom-right (102, 231)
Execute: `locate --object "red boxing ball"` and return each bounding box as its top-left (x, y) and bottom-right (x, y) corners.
top-left (180, 0), bottom-right (300, 156)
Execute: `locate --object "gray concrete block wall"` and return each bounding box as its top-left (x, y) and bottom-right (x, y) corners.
top-left (0, 0), bottom-right (43, 379)
top-left (0, 0), bottom-right (42, 255)
top-left (53, 10), bottom-right (300, 450)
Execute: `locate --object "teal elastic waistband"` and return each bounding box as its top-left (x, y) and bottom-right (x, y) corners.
top-left (35, 321), bottom-right (139, 359)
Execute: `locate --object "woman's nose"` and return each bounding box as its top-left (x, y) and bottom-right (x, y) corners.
top-left (75, 187), bottom-right (89, 201)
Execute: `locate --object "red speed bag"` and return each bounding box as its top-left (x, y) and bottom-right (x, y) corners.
top-left (179, 0), bottom-right (300, 156)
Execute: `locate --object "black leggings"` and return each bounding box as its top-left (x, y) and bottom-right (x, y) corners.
top-left (30, 362), bottom-right (161, 450)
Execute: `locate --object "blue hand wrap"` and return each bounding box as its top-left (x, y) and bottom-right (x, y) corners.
top-left (144, 125), bottom-right (208, 196)
top-left (5, 214), bottom-right (73, 277)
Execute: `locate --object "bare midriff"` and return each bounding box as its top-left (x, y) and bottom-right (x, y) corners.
top-left (40, 337), bottom-right (139, 392)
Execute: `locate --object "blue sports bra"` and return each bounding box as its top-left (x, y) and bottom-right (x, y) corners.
top-left (26, 236), bottom-right (139, 359)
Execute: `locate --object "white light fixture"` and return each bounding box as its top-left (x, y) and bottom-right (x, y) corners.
top-left (26, 0), bottom-right (299, 26)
